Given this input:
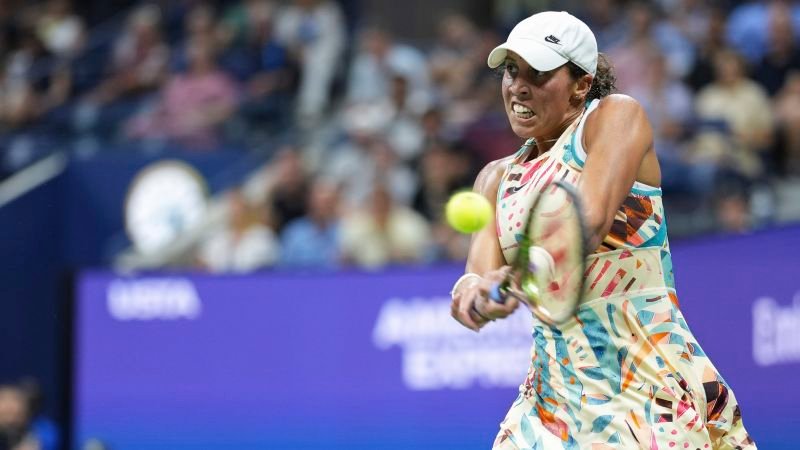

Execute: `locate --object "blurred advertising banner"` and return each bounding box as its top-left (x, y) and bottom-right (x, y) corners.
top-left (73, 227), bottom-right (800, 449)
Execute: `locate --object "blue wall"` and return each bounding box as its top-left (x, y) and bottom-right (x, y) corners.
top-left (0, 149), bottom-right (260, 422)
top-left (0, 172), bottom-right (64, 413)
top-left (73, 226), bottom-right (800, 449)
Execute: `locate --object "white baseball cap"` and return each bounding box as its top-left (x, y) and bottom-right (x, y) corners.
top-left (487, 11), bottom-right (598, 76)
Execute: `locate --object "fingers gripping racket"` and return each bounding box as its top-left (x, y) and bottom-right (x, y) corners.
top-left (489, 180), bottom-right (589, 325)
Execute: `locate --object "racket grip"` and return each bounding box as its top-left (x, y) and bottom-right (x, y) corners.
top-left (489, 282), bottom-right (506, 304)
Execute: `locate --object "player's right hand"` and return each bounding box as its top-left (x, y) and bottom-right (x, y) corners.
top-left (451, 267), bottom-right (519, 332)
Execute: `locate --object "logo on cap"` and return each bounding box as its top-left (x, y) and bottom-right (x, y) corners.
top-left (544, 35), bottom-right (561, 45)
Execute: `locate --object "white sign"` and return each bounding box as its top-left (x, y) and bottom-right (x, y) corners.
top-left (372, 296), bottom-right (533, 390)
top-left (752, 292), bottom-right (800, 367)
top-left (107, 278), bottom-right (202, 321)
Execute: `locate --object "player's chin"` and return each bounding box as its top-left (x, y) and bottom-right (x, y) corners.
top-left (508, 118), bottom-right (539, 139)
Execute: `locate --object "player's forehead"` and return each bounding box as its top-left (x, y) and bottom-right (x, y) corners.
top-left (503, 50), bottom-right (526, 65)
top-left (503, 51), bottom-right (565, 76)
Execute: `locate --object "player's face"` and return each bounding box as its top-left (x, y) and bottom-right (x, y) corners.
top-left (501, 52), bottom-right (577, 140)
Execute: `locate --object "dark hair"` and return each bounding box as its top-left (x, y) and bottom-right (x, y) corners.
top-left (566, 53), bottom-right (616, 101)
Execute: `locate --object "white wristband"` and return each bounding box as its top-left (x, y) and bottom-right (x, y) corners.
top-left (450, 273), bottom-right (482, 298)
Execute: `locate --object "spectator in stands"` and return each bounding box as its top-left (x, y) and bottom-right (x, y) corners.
top-left (435, 26), bottom-right (518, 163)
top-left (694, 49), bottom-right (774, 177)
top-left (279, 178), bottom-right (341, 268)
top-left (0, 27), bottom-right (71, 129)
top-left (218, 0), bottom-right (263, 49)
top-left (0, 384), bottom-right (39, 450)
top-left (412, 140), bottom-right (472, 221)
top-left (91, 4), bottom-right (168, 103)
top-left (725, 0), bottom-right (800, 64)
top-left (274, 0), bottom-right (345, 127)
top-left (693, 49), bottom-right (775, 230)
top-left (0, 25), bottom-right (12, 65)
top-left (35, 0), bottom-right (84, 58)
top-left (126, 34), bottom-right (239, 149)
top-left (685, 6), bottom-right (728, 92)
top-left (0, 20), bottom-right (72, 177)
top-left (0, 31), bottom-right (40, 130)
top-left (340, 182), bottom-right (431, 268)
top-left (170, 3), bottom-right (218, 72)
top-left (754, 3), bottom-right (800, 96)
top-left (427, 14), bottom-right (486, 106)
top-left (774, 71), bottom-right (800, 176)
top-left (631, 52), bottom-right (692, 155)
top-left (76, 4), bottom-right (169, 138)
top-left (346, 26), bottom-right (431, 114)
top-left (608, 2), bottom-right (693, 93)
top-left (428, 13), bottom-right (479, 102)
top-left (326, 123), bottom-right (418, 208)
top-left (198, 189), bottom-right (278, 273)
top-left (259, 146), bottom-right (309, 233)
top-left (661, 0), bottom-right (714, 47)
top-left (580, 0), bottom-right (626, 50)
top-left (332, 73), bottom-right (425, 192)
top-left (16, 380), bottom-right (56, 450)
top-left (234, 1), bottom-right (297, 132)
top-left (381, 74), bottom-right (424, 161)
top-left (631, 51), bottom-right (716, 197)
top-left (5, 0), bottom-right (800, 259)
top-left (342, 65), bottom-right (429, 165)
top-left (418, 106), bottom-right (455, 148)
top-left (412, 140), bottom-right (473, 261)
top-left (325, 82), bottom-right (420, 206)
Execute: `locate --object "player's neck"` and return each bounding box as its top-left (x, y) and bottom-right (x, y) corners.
top-left (531, 137), bottom-right (559, 157)
top-left (531, 108), bottom-right (583, 157)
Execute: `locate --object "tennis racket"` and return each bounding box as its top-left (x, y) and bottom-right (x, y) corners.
top-left (489, 180), bottom-right (589, 325)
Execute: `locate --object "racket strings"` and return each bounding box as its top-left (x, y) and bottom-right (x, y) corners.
top-left (526, 181), bottom-right (587, 323)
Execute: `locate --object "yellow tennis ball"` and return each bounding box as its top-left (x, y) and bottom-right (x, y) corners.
top-left (445, 192), bottom-right (493, 234)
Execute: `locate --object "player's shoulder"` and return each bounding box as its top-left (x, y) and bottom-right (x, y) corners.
top-left (585, 94), bottom-right (653, 154)
top-left (474, 155), bottom-right (514, 197)
top-left (597, 93), bottom-right (642, 110)
top-left (595, 93), bottom-right (645, 114)
top-left (588, 94), bottom-right (651, 133)
top-left (478, 155), bottom-right (514, 180)
top-left (484, 155), bottom-right (515, 171)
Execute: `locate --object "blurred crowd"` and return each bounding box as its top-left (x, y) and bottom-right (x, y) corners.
top-left (0, 380), bottom-right (57, 450)
top-left (1, 0), bottom-right (800, 272)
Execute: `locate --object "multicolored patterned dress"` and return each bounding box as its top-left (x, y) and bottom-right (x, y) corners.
top-left (492, 99), bottom-right (756, 449)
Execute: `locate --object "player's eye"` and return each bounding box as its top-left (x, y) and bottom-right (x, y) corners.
top-left (527, 67), bottom-right (554, 85)
top-left (504, 61), bottom-right (519, 78)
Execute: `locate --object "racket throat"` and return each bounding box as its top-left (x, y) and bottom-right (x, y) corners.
top-left (498, 276), bottom-right (540, 307)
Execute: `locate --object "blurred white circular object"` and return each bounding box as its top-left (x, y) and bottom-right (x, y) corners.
top-left (529, 245), bottom-right (556, 280)
top-left (125, 160), bottom-right (208, 254)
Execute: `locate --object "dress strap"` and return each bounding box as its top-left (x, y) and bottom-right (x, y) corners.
top-left (565, 98), bottom-right (601, 168)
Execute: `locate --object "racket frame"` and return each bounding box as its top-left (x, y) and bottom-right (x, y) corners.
top-left (490, 180), bottom-right (589, 325)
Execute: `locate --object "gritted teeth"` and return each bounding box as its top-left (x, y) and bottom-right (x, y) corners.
top-left (512, 103), bottom-right (533, 114)
top-left (512, 103), bottom-right (534, 118)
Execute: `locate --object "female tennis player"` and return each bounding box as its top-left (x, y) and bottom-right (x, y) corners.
top-left (449, 11), bottom-right (756, 449)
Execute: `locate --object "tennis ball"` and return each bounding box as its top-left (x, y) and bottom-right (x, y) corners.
top-left (445, 192), bottom-right (493, 234)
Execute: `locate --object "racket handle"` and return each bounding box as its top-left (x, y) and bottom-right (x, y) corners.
top-left (489, 282), bottom-right (506, 304)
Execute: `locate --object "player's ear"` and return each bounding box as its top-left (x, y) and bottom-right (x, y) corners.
top-left (572, 74), bottom-right (592, 104)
